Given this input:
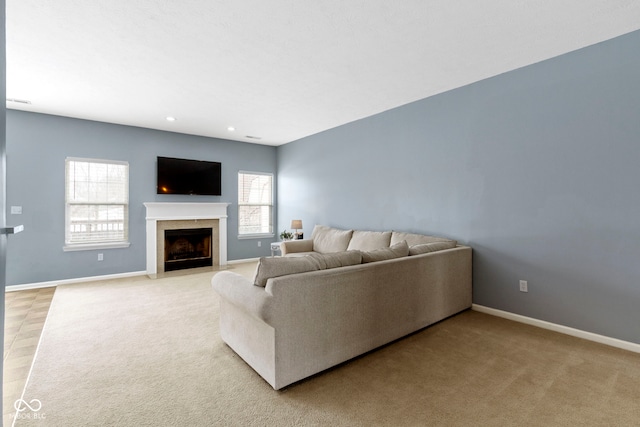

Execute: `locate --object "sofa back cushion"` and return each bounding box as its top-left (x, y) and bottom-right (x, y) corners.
top-left (361, 240), bottom-right (409, 263)
top-left (309, 251), bottom-right (363, 269)
top-left (346, 230), bottom-right (392, 251)
top-left (253, 256), bottom-right (323, 287)
top-left (408, 241), bottom-right (457, 255)
top-left (311, 225), bottom-right (354, 254)
top-left (391, 231), bottom-right (456, 247)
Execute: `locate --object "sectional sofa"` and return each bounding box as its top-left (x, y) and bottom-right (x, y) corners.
top-left (211, 225), bottom-right (472, 389)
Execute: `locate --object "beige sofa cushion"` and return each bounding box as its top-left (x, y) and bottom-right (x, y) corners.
top-left (311, 225), bottom-right (354, 254)
top-left (253, 256), bottom-right (323, 287)
top-left (361, 240), bottom-right (409, 263)
top-left (409, 241), bottom-right (457, 255)
top-left (347, 230), bottom-right (392, 251)
top-left (391, 231), bottom-right (456, 247)
top-left (309, 251), bottom-right (363, 269)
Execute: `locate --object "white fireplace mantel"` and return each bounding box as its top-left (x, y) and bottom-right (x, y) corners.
top-left (144, 202), bottom-right (230, 275)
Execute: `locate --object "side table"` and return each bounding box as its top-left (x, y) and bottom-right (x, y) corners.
top-left (270, 242), bottom-right (283, 257)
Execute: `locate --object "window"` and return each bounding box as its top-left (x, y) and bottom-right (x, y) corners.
top-left (64, 157), bottom-right (130, 250)
top-left (238, 171), bottom-right (273, 237)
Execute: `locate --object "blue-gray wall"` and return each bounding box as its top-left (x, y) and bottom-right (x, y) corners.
top-left (277, 30), bottom-right (640, 344)
top-left (6, 111), bottom-right (276, 285)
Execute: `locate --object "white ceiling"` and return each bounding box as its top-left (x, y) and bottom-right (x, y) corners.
top-left (6, 1), bottom-right (640, 146)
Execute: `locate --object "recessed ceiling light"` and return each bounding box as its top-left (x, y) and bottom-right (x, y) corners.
top-left (227, 126), bottom-right (235, 132)
top-left (166, 116), bottom-right (177, 122)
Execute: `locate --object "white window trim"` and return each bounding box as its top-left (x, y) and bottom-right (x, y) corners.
top-left (63, 241), bottom-right (131, 252)
top-left (237, 170), bottom-right (274, 239)
top-left (64, 157), bottom-right (130, 251)
top-left (237, 233), bottom-right (275, 240)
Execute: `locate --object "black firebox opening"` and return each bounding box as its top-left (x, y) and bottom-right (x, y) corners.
top-left (164, 228), bottom-right (212, 272)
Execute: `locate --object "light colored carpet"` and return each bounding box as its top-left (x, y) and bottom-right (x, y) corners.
top-left (15, 266), bottom-right (640, 426)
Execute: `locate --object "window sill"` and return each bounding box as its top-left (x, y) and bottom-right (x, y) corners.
top-left (63, 242), bottom-right (131, 252)
top-left (237, 234), bottom-right (274, 240)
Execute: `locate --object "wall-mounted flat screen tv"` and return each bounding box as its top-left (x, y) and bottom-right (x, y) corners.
top-left (157, 156), bottom-right (222, 196)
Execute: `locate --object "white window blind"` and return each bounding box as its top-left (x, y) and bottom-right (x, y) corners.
top-left (65, 158), bottom-right (129, 247)
top-left (238, 171), bottom-right (273, 236)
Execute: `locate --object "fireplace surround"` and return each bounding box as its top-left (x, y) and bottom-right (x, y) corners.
top-left (144, 202), bottom-right (229, 277)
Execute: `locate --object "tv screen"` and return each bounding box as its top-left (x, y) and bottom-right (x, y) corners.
top-left (157, 156), bottom-right (222, 196)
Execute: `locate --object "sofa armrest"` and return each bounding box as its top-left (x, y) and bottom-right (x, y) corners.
top-left (211, 271), bottom-right (274, 321)
top-left (281, 239), bottom-right (313, 255)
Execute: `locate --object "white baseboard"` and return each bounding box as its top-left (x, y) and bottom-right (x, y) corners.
top-left (6, 271), bottom-right (148, 292)
top-left (227, 258), bottom-right (260, 264)
top-left (472, 304), bottom-right (640, 354)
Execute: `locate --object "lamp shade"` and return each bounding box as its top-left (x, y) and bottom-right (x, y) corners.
top-left (290, 220), bottom-right (303, 230)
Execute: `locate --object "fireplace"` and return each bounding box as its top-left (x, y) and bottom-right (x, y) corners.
top-left (164, 228), bottom-right (212, 272)
top-left (144, 202), bottom-right (229, 277)
top-left (154, 218), bottom-right (220, 274)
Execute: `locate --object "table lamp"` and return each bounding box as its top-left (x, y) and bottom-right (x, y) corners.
top-left (290, 220), bottom-right (303, 239)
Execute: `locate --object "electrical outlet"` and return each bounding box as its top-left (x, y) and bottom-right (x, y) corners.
top-left (257, 241), bottom-right (262, 247)
top-left (10, 206), bottom-right (22, 215)
top-left (519, 280), bottom-right (528, 292)
top-left (98, 253), bottom-right (104, 261)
